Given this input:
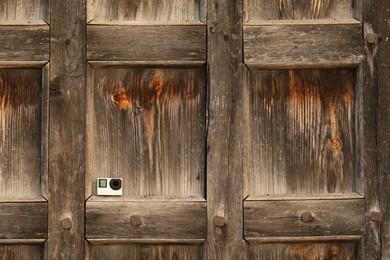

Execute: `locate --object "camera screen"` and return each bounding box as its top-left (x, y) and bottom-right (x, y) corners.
top-left (99, 179), bottom-right (107, 188)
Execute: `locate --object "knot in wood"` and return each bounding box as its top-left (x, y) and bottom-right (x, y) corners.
top-left (332, 140), bottom-right (341, 150)
top-left (130, 215), bottom-right (143, 227)
top-left (366, 33), bottom-right (377, 44)
top-left (370, 211), bottom-right (382, 222)
top-left (329, 245), bottom-right (340, 256)
top-left (301, 212), bottom-right (313, 223)
top-left (62, 217), bottom-right (73, 229)
top-left (213, 216), bottom-right (225, 227)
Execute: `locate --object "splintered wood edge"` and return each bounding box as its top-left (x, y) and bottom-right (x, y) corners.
top-left (245, 235), bottom-right (363, 244)
top-left (87, 239), bottom-right (205, 245)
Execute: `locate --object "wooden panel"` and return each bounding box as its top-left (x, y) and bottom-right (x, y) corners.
top-left (244, 21), bottom-right (363, 69)
top-left (244, 199), bottom-right (364, 240)
top-left (0, 0), bottom-right (48, 21)
top-left (46, 0), bottom-right (86, 258)
top-left (0, 244), bottom-right (44, 260)
top-left (245, 0), bottom-right (353, 21)
top-left (87, 25), bottom-right (206, 61)
top-left (0, 69), bottom-right (42, 198)
top-left (86, 200), bottom-right (206, 241)
top-left (88, 67), bottom-right (205, 198)
top-left (0, 202), bottom-right (47, 239)
top-left (247, 69), bottom-right (356, 195)
top-left (89, 244), bottom-right (202, 260)
top-left (206, 0), bottom-right (246, 258)
top-left (88, 0), bottom-right (203, 23)
top-left (249, 242), bottom-right (357, 259)
top-left (0, 24), bottom-right (49, 61)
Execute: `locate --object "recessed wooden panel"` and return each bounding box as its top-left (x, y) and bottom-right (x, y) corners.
top-left (0, 202), bottom-right (47, 239)
top-left (249, 242), bottom-right (357, 259)
top-left (0, 69), bottom-right (42, 198)
top-left (245, 0), bottom-right (353, 21)
top-left (0, 244), bottom-right (44, 260)
top-left (87, 25), bottom-right (206, 62)
top-left (86, 200), bottom-right (206, 241)
top-left (244, 199), bottom-right (364, 240)
top-left (0, 25), bottom-right (50, 61)
top-left (244, 21), bottom-right (363, 69)
top-left (88, 67), bottom-right (205, 198)
top-left (0, 0), bottom-right (48, 21)
top-left (247, 69), bottom-right (356, 195)
top-left (88, 0), bottom-right (203, 22)
top-left (89, 244), bottom-right (202, 260)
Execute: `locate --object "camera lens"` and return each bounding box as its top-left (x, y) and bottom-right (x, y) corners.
top-left (109, 179), bottom-right (122, 190)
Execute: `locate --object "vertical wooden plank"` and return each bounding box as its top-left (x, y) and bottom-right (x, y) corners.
top-left (47, 0), bottom-right (85, 259)
top-left (359, 0), bottom-right (380, 259)
top-left (0, 69), bottom-right (42, 198)
top-left (206, 0), bottom-right (245, 258)
top-left (89, 67), bottom-right (205, 198)
top-left (0, 0), bottom-right (48, 21)
top-left (375, 0), bottom-right (390, 258)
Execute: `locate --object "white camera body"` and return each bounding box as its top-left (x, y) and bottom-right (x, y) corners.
top-left (97, 178), bottom-right (123, 196)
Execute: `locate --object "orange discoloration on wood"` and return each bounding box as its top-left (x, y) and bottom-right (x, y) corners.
top-left (112, 89), bottom-right (129, 110)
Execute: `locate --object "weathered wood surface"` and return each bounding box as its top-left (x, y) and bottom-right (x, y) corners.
top-left (247, 69), bottom-right (356, 195)
top-left (88, 244), bottom-right (203, 260)
top-left (244, 199), bottom-right (364, 240)
top-left (0, 244), bottom-right (44, 260)
top-left (249, 242), bottom-right (357, 259)
top-left (0, 24), bottom-right (49, 61)
top-left (0, 69), bottom-right (42, 198)
top-left (206, 0), bottom-right (245, 258)
top-left (87, 0), bottom-right (204, 23)
top-left (245, 0), bottom-right (354, 21)
top-left (0, 202), bottom-right (47, 239)
top-left (244, 21), bottom-right (363, 68)
top-left (363, 0), bottom-right (390, 259)
top-left (46, 0), bottom-right (86, 259)
top-left (86, 200), bottom-right (206, 241)
top-left (87, 67), bottom-right (205, 198)
top-left (87, 25), bottom-right (206, 61)
top-left (376, 1), bottom-right (390, 258)
top-left (0, 0), bottom-right (48, 21)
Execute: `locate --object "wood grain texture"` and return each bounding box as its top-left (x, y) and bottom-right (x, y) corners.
top-left (244, 21), bottom-right (363, 68)
top-left (89, 244), bottom-right (202, 260)
top-left (247, 69), bottom-right (356, 195)
top-left (206, 0), bottom-right (246, 258)
top-left (376, 1), bottom-right (390, 258)
top-left (245, 0), bottom-right (353, 21)
top-left (0, 202), bottom-right (47, 239)
top-left (0, 244), bottom-right (44, 260)
top-left (0, 69), bottom-right (42, 198)
top-left (86, 200), bottom-right (206, 241)
top-left (0, 0), bottom-right (48, 21)
top-left (244, 199), bottom-right (364, 239)
top-left (359, 1), bottom-right (382, 259)
top-left (46, 0), bottom-right (86, 258)
top-left (0, 25), bottom-right (49, 61)
top-left (249, 242), bottom-right (357, 260)
top-left (87, 25), bottom-right (206, 62)
top-left (88, 67), bottom-right (205, 198)
top-left (88, 0), bottom-right (203, 22)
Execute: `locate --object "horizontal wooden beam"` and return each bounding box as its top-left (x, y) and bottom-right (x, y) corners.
top-left (0, 25), bottom-right (49, 61)
top-left (87, 25), bottom-right (206, 62)
top-left (246, 235), bottom-right (363, 244)
top-left (0, 202), bottom-right (47, 239)
top-left (244, 199), bottom-right (365, 241)
top-left (86, 200), bottom-right (206, 242)
top-left (87, 239), bottom-right (205, 245)
top-left (244, 20), bottom-right (363, 69)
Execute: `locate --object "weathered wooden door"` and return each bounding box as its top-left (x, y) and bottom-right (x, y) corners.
top-left (1, 0), bottom-right (389, 259)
